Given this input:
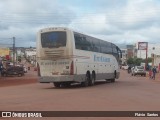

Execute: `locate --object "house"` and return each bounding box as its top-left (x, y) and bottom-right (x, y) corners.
top-left (24, 48), bottom-right (36, 66)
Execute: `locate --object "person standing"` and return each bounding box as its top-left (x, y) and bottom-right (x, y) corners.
top-left (152, 66), bottom-right (157, 80)
top-left (128, 66), bottom-right (131, 74)
top-left (149, 68), bottom-right (152, 79)
top-left (0, 61), bottom-right (2, 76)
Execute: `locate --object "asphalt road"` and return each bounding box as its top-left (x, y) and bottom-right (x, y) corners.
top-left (0, 70), bottom-right (160, 120)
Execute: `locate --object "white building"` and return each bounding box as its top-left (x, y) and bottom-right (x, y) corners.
top-left (121, 49), bottom-right (127, 65)
top-left (25, 48), bottom-right (36, 57)
top-left (137, 43), bottom-right (160, 58)
top-left (153, 54), bottom-right (160, 70)
top-left (136, 43), bottom-right (160, 70)
top-left (25, 48), bottom-right (36, 66)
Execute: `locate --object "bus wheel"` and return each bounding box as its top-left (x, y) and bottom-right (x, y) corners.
top-left (81, 73), bottom-right (90, 87)
top-left (89, 72), bottom-right (95, 86)
top-left (111, 78), bottom-right (115, 83)
top-left (111, 71), bottom-right (116, 83)
top-left (61, 82), bottom-right (71, 87)
top-left (53, 82), bottom-right (61, 88)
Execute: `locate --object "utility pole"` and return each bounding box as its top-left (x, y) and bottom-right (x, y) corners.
top-left (13, 37), bottom-right (15, 66)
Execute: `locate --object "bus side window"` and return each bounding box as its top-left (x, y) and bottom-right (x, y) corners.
top-left (74, 33), bottom-right (93, 51)
top-left (92, 38), bottom-right (100, 52)
top-left (74, 34), bottom-right (83, 50)
top-left (84, 36), bottom-right (93, 51)
top-left (100, 41), bottom-right (112, 54)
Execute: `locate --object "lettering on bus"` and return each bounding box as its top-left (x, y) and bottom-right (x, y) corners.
top-left (94, 55), bottom-right (110, 62)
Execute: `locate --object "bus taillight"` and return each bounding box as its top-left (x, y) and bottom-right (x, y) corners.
top-left (70, 61), bottom-right (74, 75)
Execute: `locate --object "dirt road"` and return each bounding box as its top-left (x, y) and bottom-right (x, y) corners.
top-left (0, 70), bottom-right (160, 120)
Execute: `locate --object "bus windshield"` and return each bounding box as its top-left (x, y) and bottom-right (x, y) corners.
top-left (41, 31), bottom-right (66, 48)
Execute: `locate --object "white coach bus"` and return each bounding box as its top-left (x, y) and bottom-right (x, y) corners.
top-left (36, 27), bottom-right (122, 87)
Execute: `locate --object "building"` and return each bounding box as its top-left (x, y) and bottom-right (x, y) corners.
top-left (136, 43), bottom-right (160, 70)
top-left (24, 48), bottom-right (36, 66)
top-left (0, 47), bottom-right (10, 60)
top-left (137, 43), bottom-right (160, 58)
top-left (121, 49), bottom-right (127, 65)
top-left (152, 54), bottom-right (160, 71)
top-left (120, 44), bottom-right (137, 65)
top-left (126, 45), bottom-right (137, 59)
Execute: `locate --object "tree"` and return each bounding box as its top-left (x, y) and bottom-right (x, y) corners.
top-left (147, 57), bottom-right (152, 63)
top-left (127, 57), bottom-right (152, 66)
top-left (141, 57), bottom-right (152, 63)
top-left (135, 58), bottom-right (143, 66)
top-left (17, 56), bottom-right (21, 62)
top-left (127, 58), bottom-right (134, 65)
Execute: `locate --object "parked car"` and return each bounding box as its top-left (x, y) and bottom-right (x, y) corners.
top-left (121, 65), bottom-right (129, 70)
top-left (23, 66), bottom-right (28, 73)
top-left (1, 66), bottom-right (24, 77)
top-left (16, 64), bottom-right (28, 73)
top-left (131, 66), bottom-right (146, 76)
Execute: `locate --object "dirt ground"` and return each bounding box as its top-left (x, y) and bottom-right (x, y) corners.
top-left (0, 69), bottom-right (160, 120)
top-left (0, 66), bottom-right (37, 87)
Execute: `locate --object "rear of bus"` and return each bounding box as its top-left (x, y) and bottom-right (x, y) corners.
top-left (36, 27), bottom-right (75, 84)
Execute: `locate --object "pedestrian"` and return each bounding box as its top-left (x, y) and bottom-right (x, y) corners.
top-left (0, 61), bottom-right (2, 76)
top-left (152, 66), bottom-right (157, 80)
top-left (128, 66), bottom-right (131, 74)
top-left (149, 68), bottom-right (152, 79)
top-left (28, 66), bottom-right (30, 70)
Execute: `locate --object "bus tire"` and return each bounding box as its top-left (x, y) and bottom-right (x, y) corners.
top-left (111, 71), bottom-right (116, 83)
top-left (53, 82), bottom-right (61, 88)
top-left (111, 78), bottom-right (115, 83)
top-left (61, 82), bottom-right (71, 87)
top-left (89, 72), bottom-right (95, 86)
top-left (81, 73), bottom-right (90, 87)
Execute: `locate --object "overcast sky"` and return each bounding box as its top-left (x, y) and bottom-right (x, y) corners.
top-left (0, 0), bottom-right (160, 47)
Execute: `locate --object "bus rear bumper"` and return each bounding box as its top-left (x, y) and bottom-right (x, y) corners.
top-left (38, 75), bottom-right (84, 83)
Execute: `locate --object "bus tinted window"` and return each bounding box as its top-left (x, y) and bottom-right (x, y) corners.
top-left (100, 41), bottom-right (112, 54)
top-left (92, 38), bottom-right (100, 52)
top-left (74, 33), bottom-right (93, 51)
top-left (74, 32), bottom-right (119, 55)
top-left (112, 44), bottom-right (118, 53)
top-left (41, 32), bottom-right (66, 48)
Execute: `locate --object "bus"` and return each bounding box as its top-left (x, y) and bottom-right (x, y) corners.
top-left (36, 27), bottom-right (122, 87)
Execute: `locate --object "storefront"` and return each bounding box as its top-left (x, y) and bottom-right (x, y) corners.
top-left (0, 48), bottom-right (10, 60)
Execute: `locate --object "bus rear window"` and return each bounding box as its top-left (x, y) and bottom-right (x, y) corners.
top-left (41, 32), bottom-right (66, 48)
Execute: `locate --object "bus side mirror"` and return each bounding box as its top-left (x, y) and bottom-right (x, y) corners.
top-left (116, 46), bottom-right (122, 58)
top-left (118, 51), bottom-right (122, 58)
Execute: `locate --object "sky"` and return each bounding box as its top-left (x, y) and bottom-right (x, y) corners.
top-left (0, 0), bottom-right (160, 48)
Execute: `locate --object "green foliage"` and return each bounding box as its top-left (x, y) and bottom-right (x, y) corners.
top-left (135, 58), bottom-right (143, 66)
top-left (17, 56), bottom-right (21, 62)
top-left (127, 57), bottom-right (151, 66)
top-left (147, 57), bottom-right (152, 63)
top-left (127, 58), bottom-right (134, 65)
